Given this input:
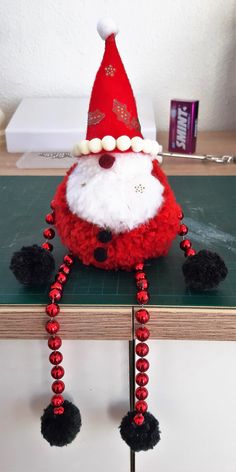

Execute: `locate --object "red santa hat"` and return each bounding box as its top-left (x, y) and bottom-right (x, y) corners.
top-left (72, 18), bottom-right (162, 159)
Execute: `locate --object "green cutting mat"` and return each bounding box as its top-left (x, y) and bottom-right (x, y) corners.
top-left (0, 176), bottom-right (235, 307)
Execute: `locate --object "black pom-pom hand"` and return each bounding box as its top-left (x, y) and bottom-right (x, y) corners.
top-left (182, 249), bottom-right (228, 291)
top-left (10, 245), bottom-right (55, 286)
top-left (41, 400), bottom-right (82, 447)
top-left (120, 411), bottom-right (160, 452)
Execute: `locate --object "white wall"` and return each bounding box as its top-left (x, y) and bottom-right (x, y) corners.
top-left (0, 0), bottom-right (235, 130)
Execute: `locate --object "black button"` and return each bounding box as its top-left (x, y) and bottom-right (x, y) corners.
top-left (97, 230), bottom-right (112, 243)
top-left (94, 247), bottom-right (108, 262)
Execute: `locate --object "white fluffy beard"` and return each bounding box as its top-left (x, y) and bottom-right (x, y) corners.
top-left (66, 152), bottom-right (164, 234)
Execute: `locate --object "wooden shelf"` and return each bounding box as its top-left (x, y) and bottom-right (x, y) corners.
top-left (1, 305), bottom-right (236, 341)
top-left (0, 306), bottom-right (132, 340)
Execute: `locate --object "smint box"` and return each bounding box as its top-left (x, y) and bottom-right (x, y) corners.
top-left (168, 100), bottom-right (199, 154)
top-left (6, 96), bottom-right (157, 153)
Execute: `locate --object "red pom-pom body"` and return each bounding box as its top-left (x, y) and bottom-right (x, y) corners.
top-left (53, 161), bottom-right (180, 270)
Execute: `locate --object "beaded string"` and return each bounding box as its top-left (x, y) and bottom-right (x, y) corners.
top-left (178, 209), bottom-right (196, 257)
top-left (133, 262), bottom-right (151, 426)
top-left (132, 210), bottom-right (196, 426)
top-left (42, 199), bottom-right (74, 416)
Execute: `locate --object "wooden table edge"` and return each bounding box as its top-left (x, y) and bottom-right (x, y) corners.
top-left (1, 304), bottom-right (235, 341)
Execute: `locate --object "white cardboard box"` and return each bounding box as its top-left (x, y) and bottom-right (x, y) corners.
top-left (6, 96), bottom-right (157, 152)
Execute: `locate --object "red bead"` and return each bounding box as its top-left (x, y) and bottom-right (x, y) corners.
top-left (136, 373), bottom-right (149, 386)
top-left (178, 209), bottom-right (184, 220)
top-left (41, 242), bottom-right (53, 252)
top-left (135, 400), bottom-right (148, 414)
top-left (43, 228), bottom-right (55, 240)
top-left (51, 394), bottom-right (64, 407)
top-left (135, 387), bottom-right (148, 400)
top-left (49, 289), bottom-right (62, 302)
top-left (50, 199), bottom-right (56, 209)
top-left (51, 365), bottom-right (64, 379)
top-left (46, 303), bottom-right (60, 317)
top-left (52, 380), bottom-right (65, 394)
top-left (63, 254), bottom-right (74, 266)
top-left (54, 406), bottom-right (64, 415)
top-left (133, 413), bottom-right (144, 426)
top-left (136, 326), bottom-right (150, 341)
top-left (136, 290), bottom-right (150, 305)
top-left (136, 279), bottom-right (149, 290)
top-left (180, 239), bottom-right (192, 251)
top-left (49, 351), bottom-right (63, 365)
top-left (46, 320), bottom-right (60, 334)
top-left (135, 262), bottom-right (144, 271)
top-left (178, 224), bottom-right (188, 236)
top-left (45, 212), bottom-right (55, 225)
top-left (136, 342), bottom-right (149, 357)
top-left (56, 272), bottom-right (67, 284)
top-left (50, 281), bottom-right (63, 291)
top-left (136, 358), bottom-right (149, 372)
top-left (135, 309), bottom-right (150, 324)
top-left (185, 248), bottom-right (197, 257)
top-left (135, 271), bottom-right (146, 282)
top-left (48, 336), bottom-right (62, 350)
top-left (59, 264), bottom-right (70, 275)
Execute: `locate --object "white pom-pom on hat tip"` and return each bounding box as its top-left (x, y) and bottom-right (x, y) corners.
top-left (97, 17), bottom-right (119, 40)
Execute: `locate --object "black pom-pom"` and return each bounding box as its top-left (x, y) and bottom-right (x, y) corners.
top-left (97, 230), bottom-right (112, 243)
top-left (10, 245), bottom-right (55, 286)
top-left (93, 247), bottom-right (108, 262)
top-left (41, 400), bottom-right (82, 447)
top-left (182, 249), bottom-right (228, 291)
top-left (119, 411), bottom-right (161, 452)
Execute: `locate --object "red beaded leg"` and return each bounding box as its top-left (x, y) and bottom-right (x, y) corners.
top-left (42, 199), bottom-right (57, 252)
top-left (133, 262), bottom-right (151, 426)
top-left (177, 210), bottom-right (196, 258)
top-left (45, 251), bottom-right (75, 415)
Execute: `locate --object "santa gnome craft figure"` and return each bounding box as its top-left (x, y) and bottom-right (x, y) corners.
top-left (10, 18), bottom-right (227, 451)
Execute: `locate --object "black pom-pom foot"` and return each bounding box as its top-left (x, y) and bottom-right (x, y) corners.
top-left (119, 411), bottom-right (161, 452)
top-left (10, 245), bottom-right (55, 286)
top-left (41, 400), bottom-right (82, 446)
top-left (182, 249), bottom-right (228, 291)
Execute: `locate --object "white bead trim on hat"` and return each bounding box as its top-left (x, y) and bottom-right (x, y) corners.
top-left (72, 136), bottom-right (163, 164)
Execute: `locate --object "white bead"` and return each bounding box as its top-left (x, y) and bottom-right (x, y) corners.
top-left (116, 135), bottom-right (131, 151)
top-left (142, 139), bottom-right (153, 154)
top-left (131, 136), bottom-right (143, 152)
top-left (79, 140), bottom-right (90, 155)
top-left (89, 138), bottom-right (102, 153)
top-left (72, 143), bottom-right (81, 157)
top-left (151, 141), bottom-right (161, 156)
top-left (102, 135), bottom-right (116, 151)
